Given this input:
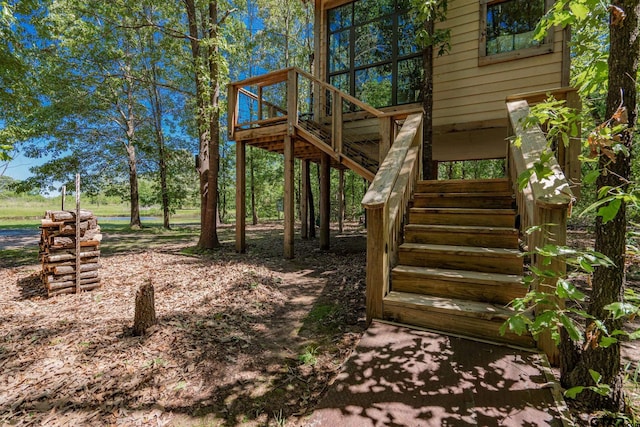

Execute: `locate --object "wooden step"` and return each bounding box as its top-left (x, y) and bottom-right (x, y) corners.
top-left (391, 265), bottom-right (527, 304)
top-left (415, 178), bottom-right (510, 194)
top-left (397, 243), bottom-right (523, 275)
top-left (411, 191), bottom-right (514, 209)
top-left (408, 208), bottom-right (516, 228)
top-left (383, 291), bottom-right (535, 347)
top-left (404, 224), bottom-right (519, 248)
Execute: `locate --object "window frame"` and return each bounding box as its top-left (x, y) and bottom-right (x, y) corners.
top-left (326, 0), bottom-right (423, 108)
top-left (478, 0), bottom-right (555, 66)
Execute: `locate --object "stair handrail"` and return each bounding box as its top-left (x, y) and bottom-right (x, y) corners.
top-left (229, 67), bottom-right (395, 180)
top-left (228, 67), bottom-right (387, 136)
top-left (506, 98), bottom-right (574, 365)
top-left (361, 112), bottom-right (424, 323)
top-left (294, 68), bottom-right (386, 118)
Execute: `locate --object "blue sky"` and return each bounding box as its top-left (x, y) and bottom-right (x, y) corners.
top-left (2, 151), bottom-right (48, 181)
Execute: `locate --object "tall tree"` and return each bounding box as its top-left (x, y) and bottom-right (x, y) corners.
top-left (413, 0), bottom-right (448, 180)
top-left (184, 0), bottom-right (227, 249)
top-left (560, 0), bottom-right (639, 412)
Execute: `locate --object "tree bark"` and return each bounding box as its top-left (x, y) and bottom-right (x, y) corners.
top-left (308, 162), bottom-right (316, 238)
top-left (185, 0), bottom-right (221, 250)
top-left (121, 65), bottom-right (142, 230)
top-left (421, 18), bottom-right (435, 180)
top-left (250, 149), bottom-right (258, 225)
top-left (561, 0), bottom-right (639, 413)
top-left (133, 281), bottom-right (157, 336)
top-left (148, 61), bottom-right (171, 230)
top-left (126, 144), bottom-right (142, 229)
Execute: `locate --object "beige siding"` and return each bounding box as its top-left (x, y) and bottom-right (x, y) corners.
top-left (433, 0), bottom-right (565, 127)
top-left (316, 0), bottom-right (567, 161)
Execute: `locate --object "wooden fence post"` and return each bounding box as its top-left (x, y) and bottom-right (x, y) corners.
top-left (75, 174), bottom-right (81, 294)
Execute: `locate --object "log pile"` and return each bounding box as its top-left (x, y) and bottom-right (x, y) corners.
top-left (40, 210), bottom-right (102, 297)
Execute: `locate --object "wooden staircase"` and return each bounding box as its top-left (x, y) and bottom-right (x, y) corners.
top-left (382, 178), bottom-right (535, 347)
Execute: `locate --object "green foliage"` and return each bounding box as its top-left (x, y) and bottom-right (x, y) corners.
top-left (522, 96), bottom-right (582, 148)
top-left (297, 345), bottom-right (319, 366)
top-left (565, 369), bottom-right (613, 399)
top-left (501, 241), bottom-right (627, 345)
top-left (410, 0), bottom-right (450, 53)
top-left (437, 159), bottom-right (506, 180)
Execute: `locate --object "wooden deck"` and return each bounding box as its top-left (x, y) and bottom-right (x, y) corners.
top-left (306, 321), bottom-right (572, 427)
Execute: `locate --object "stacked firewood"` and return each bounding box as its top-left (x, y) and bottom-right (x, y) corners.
top-left (40, 210), bottom-right (102, 297)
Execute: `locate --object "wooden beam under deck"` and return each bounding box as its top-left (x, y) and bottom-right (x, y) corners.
top-left (245, 136), bottom-right (360, 171)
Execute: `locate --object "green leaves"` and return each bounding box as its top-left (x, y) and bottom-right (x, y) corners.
top-left (564, 369), bottom-right (612, 399)
top-left (568, 2), bottom-right (589, 20)
top-left (604, 302), bottom-right (639, 320)
top-left (564, 386), bottom-right (585, 399)
top-left (582, 168), bottom-right (600, 185)
top-left (597, 198), bottom-right (621, 223)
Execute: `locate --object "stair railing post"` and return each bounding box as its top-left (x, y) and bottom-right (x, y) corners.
top-left (507, 98), bottom-right (573, 366)
top-left (365, 203), bottom-right (388, 324)
top-left (379, 116), bottom-right (392, 162)
top-left (257, 86), bottom-right (263, 121)
top-left (227, 83), bottom-right (238, 140)
top-left (332, 90), bottom-right (343, 154)
top-left (287, 69), bottom-right (298, 132)
top-left (533, 204), bottom-right (567, 366)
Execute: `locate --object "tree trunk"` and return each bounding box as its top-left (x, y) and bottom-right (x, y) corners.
top-left (185, 0), bottom-right (221, 250)
top-left (197, 0), bottom-right (221, 249)
top-left (121, 65), bottom-right (142, 230)
top-left (338, 168), bottom-right (344, 233)
top-left (148, 62), bottom-right (170, 230)
top-left (250, 149), bottom-right (258, 225)
top-left (308, 164), bottom-right (316, 239)
top-left (421, 18), bottom-right (435, 180)
top-left (132, 281), bottom-right (156, 336)
top-left (561, 0), bottom-right (639, 413)
top-left (126, 144), bottom-right (142, 229)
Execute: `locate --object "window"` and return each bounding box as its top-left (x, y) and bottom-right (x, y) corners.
top-left (479, 0), bottom-right (553, 65)
top-left (327, 0), bottom-right (423, 108)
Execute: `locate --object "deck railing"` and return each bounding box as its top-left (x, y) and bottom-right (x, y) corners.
top-left (228, 67), bottom-right (421, 180)
top-left (361, 112), bottom-right (424, 323)
top-left (507, 98), bottom-right (575, 364)
top-left (506, 87), bottom-right (581, 198)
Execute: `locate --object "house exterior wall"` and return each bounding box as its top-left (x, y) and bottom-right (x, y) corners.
top-left (432, 0), bottom-right (567, 161)
top-left (316, 0), bottom-right (569, 162)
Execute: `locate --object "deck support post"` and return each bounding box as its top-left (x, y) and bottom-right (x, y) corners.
top-left (338, 169), bottom-right (345, 233)
top-left (379, 116), bottom-right (392, 162)
top-left (235, 141), bottom-right (246, 253)
top-left (284, 135), bottom-right (295, 259)
top-left (320, 152), bottom-right (330, 250)
top-left (301, 159), bottom-right (309, 239)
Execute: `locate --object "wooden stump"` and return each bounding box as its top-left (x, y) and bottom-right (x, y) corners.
top-left (133, 281), bottom-right (156, 336)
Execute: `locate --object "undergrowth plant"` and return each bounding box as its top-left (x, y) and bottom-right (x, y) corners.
top-left (503, 88), bottom-right (640, 421)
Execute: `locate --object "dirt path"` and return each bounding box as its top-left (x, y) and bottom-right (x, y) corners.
top-left (1, 223), bottom-right (638, 425)
top-left (0, 223), bottom-right (367, 426)
top-left (0, 228), bottom-right (39, 250)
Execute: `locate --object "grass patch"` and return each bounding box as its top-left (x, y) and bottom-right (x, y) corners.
top-left (0, 197), bottom-right (200, 221)
top-left (0, 220), bottom-right (40, 229)
top-left (307, 304), bottom-right (337, 323)
top-left (298, 345), bottom-right (319, 366)
top-left (0, 247), bottom-right (39, 268)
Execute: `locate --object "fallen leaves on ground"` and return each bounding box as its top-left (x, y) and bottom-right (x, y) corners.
top-left (0, 223), bottom-right (367, 426)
